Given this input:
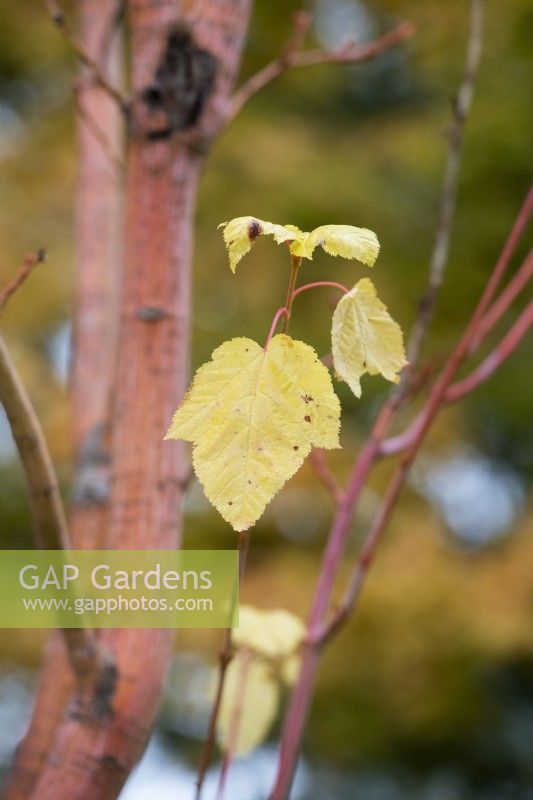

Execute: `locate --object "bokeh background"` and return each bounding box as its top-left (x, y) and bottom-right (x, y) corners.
top-left (1, 1), bottom-right (532, 798)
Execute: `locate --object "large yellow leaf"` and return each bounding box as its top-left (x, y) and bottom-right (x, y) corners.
top-left (216, 651), bottom-right (279, 757)
top-left (234, 605), bottom-right (305, 659)
top-left (331, 278), bottom-right (407, 398)
top-left (291, 224), bottom-right (380, 266)
top-left (165, 334), bottom-right (340, 531)
top-left (218, 217), bottom-right (301, 272)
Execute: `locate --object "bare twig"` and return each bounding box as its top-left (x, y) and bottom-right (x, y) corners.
top-left (381, 202), bottom-right (533, 460)
top-left (404, 0), bottom-right (485, 371)
top-left (446, 301), bottom-right (532, 403)
top-left (468, 250), bottom-right (533, 353)
top-left (0, 250), bottom-right (46, 313)
top-left (226, 19), bottom-right (415, 124)
top-left (0, 343), bottom-right (69, 551)
top-left (44, 0), bottom-right (128, 112)
top-left (265, 306), bottom-right (289, 348)
top-left (0, 334), bottom-right (114, 699)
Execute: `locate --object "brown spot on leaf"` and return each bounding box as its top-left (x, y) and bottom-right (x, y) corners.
top-left (248, 219), bottom-right (262, 240)
top-left (293, 445), bottom-right (299, 451)
top-left (302, 394), bottom-right (314, 404)
top-left (304, 415), bottom-right (311, 423)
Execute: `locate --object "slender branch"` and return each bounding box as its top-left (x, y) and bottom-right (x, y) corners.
top-left (292, 281), bottom-right (349, 300)
top-left (283, 9), bottom-right (313, 56)
top-left (269, 433), bottom-right (382, 800)
top-left (265, 307), bottom-right (289, 348)
top-left (472, 184), bottom-right (533, 319)
top-left (0, 334), bottom-right (114, 698)
top-left (404, 0), bottom-right (484, 370)
top-left (309, 449), bottom-right (344, 505)
top-left (281, 255), bottom-right (302, 333)
top-left (0, 250), bottom-right (46, 313)
top-left (468, 251), bottom-right (533, 354)
top-left (195, 530), bottom-right (250, 800)
top-left (269, 182), bottom-right (533, 800)
top-left (226, 19), bottom-right (415, 124)
top-left (44, 0), bottom-right (128, 112)
top-left (268, 279), bottom-right (347, 348)
top-left (0, 340), bottom-right (69, 551)
top-left (380, 203), bottom-right (533, 456)
top-left (446, 301), bottom-right (532, 403)
top-left (315, 456), bottom-right (409, 647)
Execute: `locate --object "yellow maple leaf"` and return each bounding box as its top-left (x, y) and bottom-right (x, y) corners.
top-left (165, 334), bottom-right (340, 531)
top-left (219, 217), bottom-right (379, 271)
top-left (218, 217), bottom-right (301, 272)
top-left (291, 224), bottom-right (380, 266)
top-left (216, 651), bottom-right (279, 757)
top-left (331, 278), bottom-right (407, 398)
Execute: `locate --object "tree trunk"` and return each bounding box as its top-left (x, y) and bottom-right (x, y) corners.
top-left (3, 2), bottom-right (122, 797)
top-left (3, 2), bottom-right (250, 798)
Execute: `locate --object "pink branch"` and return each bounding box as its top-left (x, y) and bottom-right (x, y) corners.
top-left (468, 185), bottom-right (533, 327)
top-left (379, 417), bottom-right (422, 458)
top-left (265, 307), bottom-right (289, 348)
top-left (315, 465), bottom-right (408, 646)
top-left (291, 281), bottom-right (349, 300)
top-left (269, 433), bottom-right (383, 799)
top-left (446, 301), bottom-right (532, 403)
top-left (381, 249), bottom-right (533, 457)
top-left (468, 251), bottom-right (533, 354)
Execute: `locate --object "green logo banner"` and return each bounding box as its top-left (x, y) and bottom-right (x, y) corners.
top-left (0, 550), bottom-right (239, 628)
